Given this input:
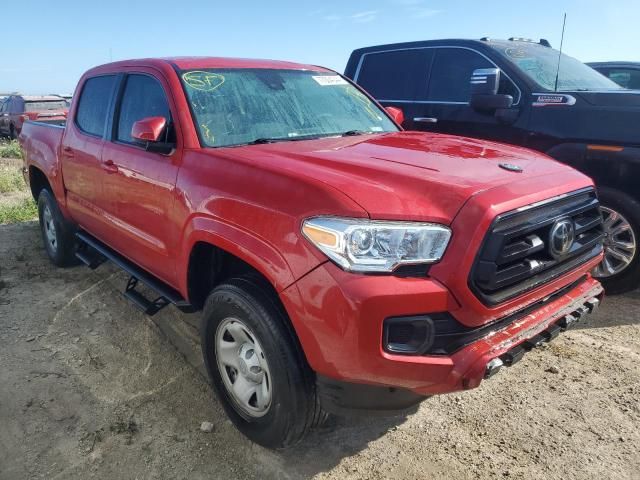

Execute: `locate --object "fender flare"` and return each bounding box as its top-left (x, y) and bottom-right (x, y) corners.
top-left (176, 214), bottom-right (298, 300)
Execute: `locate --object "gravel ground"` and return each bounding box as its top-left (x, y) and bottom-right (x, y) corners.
top-left (0, 221), bottom-right (638, 480)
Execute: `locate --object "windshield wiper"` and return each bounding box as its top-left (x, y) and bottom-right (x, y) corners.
top-left (340, 130), bottom-right (369, 136)
top-left (246, 134), bottom-right (324, 145)
top-left (244, 131), bottom-right (375, 146)
top-left (246, 137), bottom-right (289, 145)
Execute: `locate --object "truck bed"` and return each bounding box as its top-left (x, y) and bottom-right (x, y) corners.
top-left (20, 121), bottom-right (66, 204)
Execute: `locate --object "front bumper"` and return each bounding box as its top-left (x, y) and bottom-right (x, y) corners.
top-left (281, 262), bottom-right (603, 398)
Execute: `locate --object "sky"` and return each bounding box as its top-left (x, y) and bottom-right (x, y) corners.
top-left (2, 0), bottom-right (639, 94)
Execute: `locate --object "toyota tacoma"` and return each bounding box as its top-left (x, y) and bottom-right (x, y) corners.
top-left (20, 57), bottom-right (604, 448)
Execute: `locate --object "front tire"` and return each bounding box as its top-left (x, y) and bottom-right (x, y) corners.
top-left (37, 189), bottom-right (77, 267)
top-left (200, 275), bottom-right (323, 448)
top-left (593, 187), bottom-right (640, 294)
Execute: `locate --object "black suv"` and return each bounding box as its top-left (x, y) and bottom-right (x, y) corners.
top-left (346, 38), bottom-right (640, 293)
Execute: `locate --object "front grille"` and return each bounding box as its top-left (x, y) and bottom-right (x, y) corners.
top-left (470, 188), bottom-right (604, 306)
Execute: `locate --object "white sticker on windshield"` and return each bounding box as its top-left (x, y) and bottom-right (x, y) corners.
top-left (313, 75), bottom-right (349, 86)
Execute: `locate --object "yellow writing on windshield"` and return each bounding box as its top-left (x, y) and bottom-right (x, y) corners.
top-left (183, 71), bottom-right (225, 92)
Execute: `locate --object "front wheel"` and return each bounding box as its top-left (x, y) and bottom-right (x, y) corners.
top-left (592, 187), bottom-right (640, 294)
top-left (200, 275), bottom-right (324, 448)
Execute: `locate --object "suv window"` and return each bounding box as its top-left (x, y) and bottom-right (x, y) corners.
top-left (9, 97), bottom-right (21, 113)
top-left (603, 68), bottom-right (640, 90)
top-left (75, 75), bottom-right (116, 137)
top-left (116, 74), bottom-right (171, 144)
top-left (357, 49), bottom-right (433, 101)
top-left (428, 48), bottom-right (493, 102)
top-left (427, 48), bottom-right (520, 103)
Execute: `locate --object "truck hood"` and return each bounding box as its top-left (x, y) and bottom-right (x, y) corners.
top-left (573, 89), bottom-right (640, 108)
top-left (219, 131), bottom-right (585, 224)
top-left (538, 91), bottom-right (640, 145)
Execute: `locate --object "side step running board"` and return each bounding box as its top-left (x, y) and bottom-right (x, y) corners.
top-left (124, 276), bottom-right (170, 316)
top-left (75, 231), bottom-right (194, 316)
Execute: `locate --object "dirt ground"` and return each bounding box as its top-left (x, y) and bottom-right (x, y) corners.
top-left (0, 221), bottom-right (638, 480)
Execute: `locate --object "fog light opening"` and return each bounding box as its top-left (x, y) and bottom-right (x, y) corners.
top-left (383, 315), bottom-right (435, 355)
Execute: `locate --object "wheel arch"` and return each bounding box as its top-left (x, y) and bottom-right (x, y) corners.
top-left (28, 165), bottom-right (53, 200)
top-left (179, 215), bottom-right (299, 309)
top-left (545, 142), bottom-right (640, 201)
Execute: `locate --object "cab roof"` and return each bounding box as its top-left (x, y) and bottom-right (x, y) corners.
top-left (90, 57), bottom-right (333, 73)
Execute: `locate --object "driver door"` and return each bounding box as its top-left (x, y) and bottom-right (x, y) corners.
top-left (99, 71), bottom-right (182, 286)
top-left (417, 47), bottom-right (527, 145)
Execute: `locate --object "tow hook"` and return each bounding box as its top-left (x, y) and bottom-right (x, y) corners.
top-left (484, 358), bottom-right (504, 379)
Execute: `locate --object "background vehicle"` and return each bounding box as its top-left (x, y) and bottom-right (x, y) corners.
top-left (20, 57), bottom-right (604, 448)
top-left (346, 38), bottom-right (640, 293)
top-left (588, 62), bottom-right (640, 90)
top-left (0, 94), bottom-right (67, 138)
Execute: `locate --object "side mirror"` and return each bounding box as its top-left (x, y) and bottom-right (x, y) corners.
top-left (131, 116), bottom-right (174, 154)
top-left (385, 106), bottom-right (405, 126)
top-left (131, 116), bottom-right (167, 143)
top-left (470, 68), bottom-right (514, 111)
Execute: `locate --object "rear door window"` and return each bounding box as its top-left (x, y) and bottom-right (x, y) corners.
top-left (75, 75), bottom-right (117, 137)
top-left (25, 101), bottom-right (68, 112)
top-left (115, 74), bottom-right (171, 144)
top-left (356, 49), bottom-right (433, 101)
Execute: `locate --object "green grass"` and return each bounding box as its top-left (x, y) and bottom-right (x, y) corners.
top-left (0, 150), bottom-right (34, 224)
top-left (0, 197), bottom-right (37, 224)
top-left (0, 165), bottom-right (27, 193)
top-left (0, 139), bottom-right (23, 159)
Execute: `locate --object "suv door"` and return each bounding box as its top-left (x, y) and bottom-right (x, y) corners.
top-left (0, 100), bottom-right (7, 135)
top-left (100, 71), bottom-right (181, 285)
top-left (353, 48), bottom-right (433, 130)
top-left (417, 47), bottom-right (527, 144)
top-left (6, 97), bottom-right (22, 138)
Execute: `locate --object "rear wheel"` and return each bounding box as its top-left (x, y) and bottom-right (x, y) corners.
top-left (592, 187), bottom-right (640, 294)
top-left (37, 189), bottom-right (77, 267)
top-left (200, 275), bottom-right (324, 448)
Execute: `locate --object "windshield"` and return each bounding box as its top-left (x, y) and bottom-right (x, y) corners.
top-left (180, 68), bottom-right (398, 148)
top-left (25, 101), bottom-right (68, 112)
top-left (490, 43), bottom-right (623, 92)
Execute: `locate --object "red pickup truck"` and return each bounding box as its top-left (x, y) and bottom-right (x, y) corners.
top-left (20, 57), bottom-right (605, 448)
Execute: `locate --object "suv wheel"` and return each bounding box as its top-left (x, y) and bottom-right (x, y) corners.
top-left (592, 187), bottom-right (640, 294)
top-left (200, 275), bottom-right (324, 448)
top-left (9, 125), bottom-right (17, 140)
top-left (37, 189), bottom-right (77, 267)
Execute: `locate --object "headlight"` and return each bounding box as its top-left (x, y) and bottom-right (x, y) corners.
top-left (302, 217), bottom-right (451, 273)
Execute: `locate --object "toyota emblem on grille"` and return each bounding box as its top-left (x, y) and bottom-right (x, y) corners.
top-left (549, 218), bottom-right (575, 257)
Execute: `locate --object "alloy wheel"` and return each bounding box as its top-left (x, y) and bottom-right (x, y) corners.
top-left (593, 206), bottom-right (637, 278)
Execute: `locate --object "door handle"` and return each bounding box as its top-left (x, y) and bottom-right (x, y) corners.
top-left (102, 159), bottom-right (119, 174)
top-left (413, 117), bottom-right (438, 124)
top-left (62, 146), bottom-right (74, 158)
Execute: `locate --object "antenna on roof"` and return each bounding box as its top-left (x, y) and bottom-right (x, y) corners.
top-left (553, 13), bottom-right (567, 92)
